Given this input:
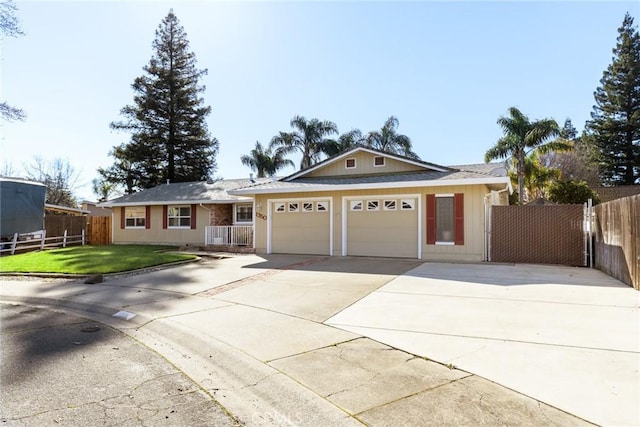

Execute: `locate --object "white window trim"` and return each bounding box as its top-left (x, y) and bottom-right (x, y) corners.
top-left (234, 203), bottom-right (253, 224)
top-left (288, 202), bottom-right (299, 212)
top-left (350, 200), bottom-right (363, 211)
top-left (373, 156), bottom-right (386, 167)
top-left (124, 207), bottom-right (146, 229)
top-left (302, 202), bottom-right (314, 213)
top-left (274, 202), bottom-right (285, 213)
top-left (383, 200), bottom-right (397, 210)
top-left (316, 201), bottom-right (329, 212)
top-left (345, 158), bottom-right (356, 169)
top-left (400, 199), bottom-right (415, 210)
top-left (367, 200), bottom-right (380, 211)
top-left (167, 205), bottom-right (191, 229)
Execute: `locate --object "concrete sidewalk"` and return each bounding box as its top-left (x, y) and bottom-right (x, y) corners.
top-left (326, 262), bottom-right (640, 427)
top-left (1, 255), bottom-right (599, 426)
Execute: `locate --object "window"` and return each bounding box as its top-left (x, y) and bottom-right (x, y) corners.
top-left (316, 201), bottom-right (328, 212)
top-left (288, 202), bottom-right (299, 212)
top-left (383, 200), bottom-right (396, 210)
top-left (345, 158), bottom-right (356, 169)
top-left (168, 206), bottom-right (191, 228)
top-left (435, 196), bottom-right (454, 243)
top-left (275, 202), bottom-right (285, 212)
top-left (401, 199), bottom-right (415, 210)
top-left (302, 202), bottom-right (314, 212)
top-left (374, 156), bottom-right (385, 167)
top-left (426, 194), bottom-right (464, 245)
top-left (235, 204), bottom-right (253, 223)
top-left (350, 200), bottom-right (363, 211)
top-left (367, 200), bottom-right (380, 211)
top-left (125, 207), bottom-right (146, 228)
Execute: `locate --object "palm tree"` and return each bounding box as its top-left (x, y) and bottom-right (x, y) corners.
top-left (321, 129), bottom-right (364, 157)
top-left (511, 152), bottom-right (561, 200)
top-left (240, 141), bottom-right (294, 178)
top-left (270, 115), bottom-right (339, 170)
top-left (485, 107), bottom-right (569, 204)
top-left (365, 116), bottom-right (419, 159)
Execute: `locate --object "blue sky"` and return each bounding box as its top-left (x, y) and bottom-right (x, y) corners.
top-left (1, 1), bottom-right (638, 201)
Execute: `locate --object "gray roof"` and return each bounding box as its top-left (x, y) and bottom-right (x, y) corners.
top-left (102, 178), bottom-right (272, 206)
top-left (447, 163), bottom-right (507, 177)
top-left (230, 168), bottom-right (510, 195)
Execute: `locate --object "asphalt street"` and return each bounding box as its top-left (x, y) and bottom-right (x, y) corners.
top-left (0, 303), bottom-right (237, 427)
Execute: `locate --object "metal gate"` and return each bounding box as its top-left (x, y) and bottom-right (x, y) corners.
top-left (488, 203), bottom-right (592, 267)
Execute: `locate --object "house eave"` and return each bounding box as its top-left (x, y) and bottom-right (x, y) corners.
top-left (230, 177), bottom-right (512, 195)
top-left (99, 198), bottom-right (252, 208)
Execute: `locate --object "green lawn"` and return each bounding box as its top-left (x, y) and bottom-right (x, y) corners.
top-left (0, 245), bottom-right (198, 274)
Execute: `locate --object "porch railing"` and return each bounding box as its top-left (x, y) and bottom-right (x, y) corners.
top-left (205, 226), bottom-right (253, 246)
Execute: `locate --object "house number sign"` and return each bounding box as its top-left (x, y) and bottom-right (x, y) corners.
top-left (256, 212), bottom-right (267, 220)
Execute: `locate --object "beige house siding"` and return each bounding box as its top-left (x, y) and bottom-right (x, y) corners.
top-left (254, 184), bottom-right (497, 261)
top-left (112, 204), bottom-right (212, 245)
top-left (304, 151), bottom-right (427, 178)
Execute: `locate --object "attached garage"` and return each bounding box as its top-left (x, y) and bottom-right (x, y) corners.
top-left (343, 195), bottom-right (420, 258)
top-left (269, 198), bottom-right (331, 255)
top-left (230, 147), bottom-right (511, 262)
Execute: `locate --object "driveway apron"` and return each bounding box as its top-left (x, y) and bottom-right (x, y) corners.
top-left (326, 262), bottom-right (640, 427)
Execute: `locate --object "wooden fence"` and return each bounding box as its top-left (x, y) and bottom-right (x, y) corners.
top-left (87, 216), bottom-right (111, 245)
top-left (0, 230), bottom-right (85, 255)
top-left (44, 215), bottom-right (86, 237)
top-left (594, 195), bottom-right (639, 290)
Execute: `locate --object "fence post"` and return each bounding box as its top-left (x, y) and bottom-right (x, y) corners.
top-left (82, 229), bottom-right (86, 245)
top-left (40, 230), bottom-right (47, 250)
top-left (11, 233), bottom-right (18, 255)
top-left (63, 230), bottom-right (68, 248)
top-left (587, 198), bottom-right (593, 268)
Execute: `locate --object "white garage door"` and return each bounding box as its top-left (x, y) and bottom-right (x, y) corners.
top-left (345, 197), bottom-right (419, 258)
top-left (270, 200), bottom-right (331, 255)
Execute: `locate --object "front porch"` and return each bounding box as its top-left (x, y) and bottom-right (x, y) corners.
top-left (204, 225), bottom-right (254, 252)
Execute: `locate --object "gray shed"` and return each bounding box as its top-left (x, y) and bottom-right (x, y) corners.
top-left (0, 178), bottom-right (46, 240)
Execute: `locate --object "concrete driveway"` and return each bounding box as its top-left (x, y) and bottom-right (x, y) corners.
top-left (2, 254), bottom-right (636, 425)
top-left (326, 262), bottom-right (640, 427)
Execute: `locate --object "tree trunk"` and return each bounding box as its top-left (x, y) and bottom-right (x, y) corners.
top-left (517, 150), bottom-right (525, 204)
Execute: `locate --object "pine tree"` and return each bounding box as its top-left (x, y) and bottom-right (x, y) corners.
top-left (107, 10), bottom-right (218, 191)
top-left (586, 13), bottom-right (640, 185)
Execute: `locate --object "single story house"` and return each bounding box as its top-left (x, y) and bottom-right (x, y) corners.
top-left (101, 178), bottom-right (270, 248)
top-left (229, 147), bottom-right (511, 261)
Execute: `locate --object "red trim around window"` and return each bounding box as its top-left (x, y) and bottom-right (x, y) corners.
top-left (162, 205), bottom-right (168, 229)
top-left (145, 206), bottom-right (151, 229)
top-left (426, 194), bottom-right (436, 244)
top-left (454, 193), bottom-right (464, 245)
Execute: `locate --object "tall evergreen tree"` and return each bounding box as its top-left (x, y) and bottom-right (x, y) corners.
top-left (106, 10), bottom-right (218, 191)
top-left (586, 13), bottom-right (640, 185)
